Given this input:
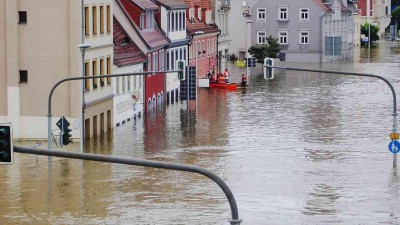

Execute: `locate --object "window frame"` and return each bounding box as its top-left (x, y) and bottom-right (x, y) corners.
top-left (92, 6), bottom-right (97, 35)
top-left (299, 8), bottom-right (309, 22)
top-left (299, 30), bottom-right (309, 44)
top-left (278, 7), bottom-right (288, 21)
top-left (278, 31), bottom-right (288, 45)
top-left (257, 31), bottom-right (267, 44)
top-left (257, 8), bottom-right (266, 21)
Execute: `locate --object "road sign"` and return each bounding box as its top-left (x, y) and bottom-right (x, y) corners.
top-left (56, 116), bottom-right (70, 132)
top-left (388, 141), bottom-right (400, 154)
top-left (390, 133), bottom-right (399, 139)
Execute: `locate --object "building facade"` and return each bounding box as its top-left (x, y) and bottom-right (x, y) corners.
top-left (113, 18), bottom-right (146, 126)
top-left (83, 0), bottom-right (114, 138)
top-left (249, 0), bottom-right (354, 62)
top-left (212, 0), bottom-right (231, 73)
top-left (185, 0), bottom-right (220, 78)
top-left (154, 0), bottom-right (190, 105)
top-left (115, 0), bottom-right (169, 113)
top-left (0, 0), bottom-right (113, 140)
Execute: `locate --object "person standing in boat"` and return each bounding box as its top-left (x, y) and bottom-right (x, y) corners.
top-left (223, 68), bottom-right (230, 83)
top-left (241, 74), bottom-right (247, 87)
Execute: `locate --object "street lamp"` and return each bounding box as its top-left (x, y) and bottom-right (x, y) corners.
top-left (78, 43), bottom-right (90, 152)
top-left (194, 31), bottom-right (204, 113)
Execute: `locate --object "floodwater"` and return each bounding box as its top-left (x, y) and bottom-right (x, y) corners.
top-left (2, 40), bottom-right (400, 225)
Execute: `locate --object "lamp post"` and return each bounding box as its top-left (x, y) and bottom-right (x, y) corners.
top-left (367, 0), bottom-right (372, 61)
top-left (245, 20), bottom-right (253, 84)
top-left (78, 44), bottom-right (90, 153)
top-left (194, 31), bottom-right (205, 113)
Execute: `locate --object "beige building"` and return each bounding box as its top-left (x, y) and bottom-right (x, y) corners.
top-left (0, 0), bottom-right (113, 141)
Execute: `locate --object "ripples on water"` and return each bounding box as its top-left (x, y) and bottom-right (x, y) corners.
top-left (2, 41), bottom-right (400, 224)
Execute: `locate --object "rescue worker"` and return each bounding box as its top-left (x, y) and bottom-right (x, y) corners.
top-left (241, 74), bottom-right (247, 87)
top-left (223, 69), bottom-right (230, 83)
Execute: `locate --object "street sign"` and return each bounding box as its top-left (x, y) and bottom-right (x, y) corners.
top-left (390, 133), bottom-right (399, 139)
top-left (56, 116), bottom-right (70, 132)
top-left (388, 140), bottom-right (400, 154)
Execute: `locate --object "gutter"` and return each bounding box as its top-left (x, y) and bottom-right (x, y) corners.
top-left (320, 11), bottom-right (328, 62)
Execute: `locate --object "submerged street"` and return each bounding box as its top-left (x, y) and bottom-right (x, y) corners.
top-left (2, 41), bottom-right (400, 224)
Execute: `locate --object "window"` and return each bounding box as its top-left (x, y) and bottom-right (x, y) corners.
top-left (18, 11), bottom-right (27, 24)
top-left (257, 8), bottom-right (266, 21)
top-left (299, 31), bottom-right (309, 44)
top-left (107, 6), bottom-right (111, 33)
top-left (85, 7), bottom-right (90, 36)
top-left (257, 31), bottom-right (267, 44)
top-left (100, 6), bottom-right (104, 33)
top-left (92, 6), bottom-right (97, 35)
top-left (279, 31), bottom-right (288, 44)
top-left (85, 62), bottom-right (90, 90)
top-left (19, 70), bottom-right (28, 83)
top-left (300, 8), bottom-right (309, 21)
top-left (140, 14), bottom-right (144, 29)
top-left (92, 59), bottom-right (98, 89)
top-left (278, 7), bottom-right (288, 20)
top-left (106, 56), bottom-right (111, 84)
top-left (100, 58), bottom-right (105, 86)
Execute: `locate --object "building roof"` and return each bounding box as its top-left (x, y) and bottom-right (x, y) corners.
top-left (313, 0), bottom-right (333, 12)
top-left (131, 0), bottom-right (159, 10)
top-left (186, 18), bottom-right (219, 36)
top-left (117, 0), bottom-right (170, 50)
top-left (113, 18), bottom-right (147, 67)
top-left (156, 0), bottom-right (188, 9)
top-left (313, 0), bottom-right (351, 13)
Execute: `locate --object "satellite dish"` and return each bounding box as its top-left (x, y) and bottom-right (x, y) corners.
top-left (241, 1), bottom-right (247, 7)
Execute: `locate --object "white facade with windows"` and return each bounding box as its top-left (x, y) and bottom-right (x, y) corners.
top-left (113, 64), bottom-right (144, 126)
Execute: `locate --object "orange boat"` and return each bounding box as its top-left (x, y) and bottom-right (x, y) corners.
top-left (209, 82), bottom-right (238, 91)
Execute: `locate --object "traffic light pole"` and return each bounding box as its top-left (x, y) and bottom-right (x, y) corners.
top-left (265, 64), bottom-right (398, 167)
top-left (14, 145), bottom-right (242, 224)
top-left (47, 71), bottom-right (180, 151)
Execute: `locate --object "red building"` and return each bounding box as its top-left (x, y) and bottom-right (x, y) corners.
top-left (356, 0), bottom-right (374, 17)
top-left (115, 0), bottom-right (170, 113)
top-left (184, 0), bottom-right (220, 78)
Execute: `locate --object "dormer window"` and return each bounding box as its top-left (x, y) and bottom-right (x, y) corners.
top-left (140, 10), bottom-right (155, 29)
top-left (121, 37), bottom-right (130, 46)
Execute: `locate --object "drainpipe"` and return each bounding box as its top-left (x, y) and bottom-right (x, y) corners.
top-left (216, 28), bottom-right (221, 75)
top-left (320, 11), bottom-right (328, 62)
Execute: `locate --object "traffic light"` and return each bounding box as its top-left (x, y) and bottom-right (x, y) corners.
top-left (263, 58), bottom-right (274, 80)
top-left (176, 60), bottom-right (186, 81)
top-left (0, 123), bottom-right (13, 164)
top-left (62, 125), bottom-right (72, 145)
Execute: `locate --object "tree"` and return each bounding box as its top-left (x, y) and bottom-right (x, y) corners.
top-left (248, 35), bottom-right (280, 64)
top-left (360, 22), bottom-right (380, 45)
top-left (393, 6), bottom-right (400, 36)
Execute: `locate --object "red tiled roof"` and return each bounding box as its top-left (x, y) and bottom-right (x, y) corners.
top-left (186, 18), bottom-right (219, 35)
top-left (313, 0), bottom-right (333, 12)
top-left (156, 0), bottom-right (188, 9)
top-left (114, 18), bottom-right (147, 67)
top-left (117, 0), bottom-right (170, 50)
top-left (340, 2), bottom-right (352, 13)
top-left (132, 0), bottom-right (158, 10)
top-left (313, 0), bottom-right (351, 13)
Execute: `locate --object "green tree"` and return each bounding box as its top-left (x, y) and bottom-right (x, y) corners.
top-left (360, 22), bottom-right (380, 44)
top-left (393, 6), bottom-right (400, 36)
top-left (248, 35), bottom-right (280, 64)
